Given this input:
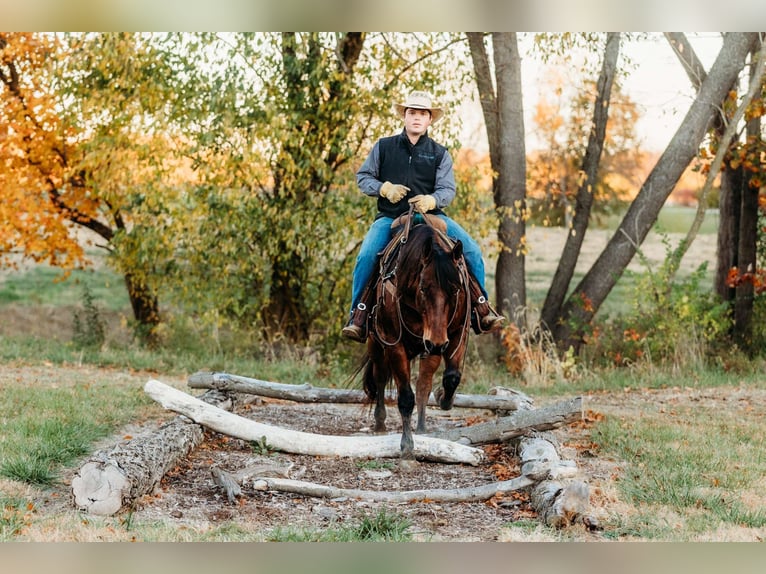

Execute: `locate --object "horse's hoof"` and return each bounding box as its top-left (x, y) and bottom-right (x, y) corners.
top-left (399, 458), bottom-right (419, 472)
top-left (434, 387), bottom-right (453, 410)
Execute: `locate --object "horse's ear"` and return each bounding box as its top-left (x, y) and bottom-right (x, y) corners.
top-left (423, 236), bottom-right (433, 261)
top-left (452, 240), bottom-right (463, 261)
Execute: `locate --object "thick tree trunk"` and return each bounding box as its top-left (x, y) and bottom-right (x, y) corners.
top-left (541, 33), bottom-right (621, 334)
top-left (492, 32), bottom-right (528, 325)
top-left (124, 271), bottom-right (161, 347)
top-left (71, 390), bottom-right (231, 516)
top-left (144, 379), bottom-right (486, 465)
top-left (426, 396), bottom-right (582, 446)
top-left (187, 371), bottom-right (534, 412)
top-left (552, 33), bottom-right (759, 351)
top-left (468, 32), bottom-right (526, 325)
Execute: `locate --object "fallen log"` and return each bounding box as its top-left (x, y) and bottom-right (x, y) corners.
top-left (519, 435), bottom-right (594, 529)
top-left (248, 475), bottom-right (535, 503)
top-left (71, 389), bottom-right (231, 516)
top-left (144, 379), bottom-right (486, 466)
top-left (187, 371), bottom-right (534, 412)
top-left (427, 396), bottom-right (583, 446)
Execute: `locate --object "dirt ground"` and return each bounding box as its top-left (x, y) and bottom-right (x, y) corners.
top-left (5, 362), bottom-right (766, 542)
top-left (83, 388), bottom-right (616, 542)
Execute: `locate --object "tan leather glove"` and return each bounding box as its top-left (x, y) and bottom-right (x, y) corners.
top-left (408, 194), bottom-right (437, 214)
top-left (380, 181), bottom-right (410, 204)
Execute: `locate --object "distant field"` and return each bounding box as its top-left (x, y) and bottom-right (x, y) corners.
top-left (514, 206), bottom-right (718, 318)
top-left (0, 206), bottom-right (719, 340)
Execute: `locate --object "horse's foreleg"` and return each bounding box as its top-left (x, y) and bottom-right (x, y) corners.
top-left (415, 355), bottom-right (441, 433)
top-left (435, 342), bottom-right (466, 411)
top-left (397, 383), bottom-right (415, 458)
top-left (391, 354), bottom-right (415, 459)
top-left (437, 367), bottom-right (462, 410)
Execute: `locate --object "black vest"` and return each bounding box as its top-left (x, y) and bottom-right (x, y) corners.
top-left (375, 131), bottom-right (446, 219)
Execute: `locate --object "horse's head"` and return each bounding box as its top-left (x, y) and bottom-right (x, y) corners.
top-left (400, 226), bottom-right (466, 355)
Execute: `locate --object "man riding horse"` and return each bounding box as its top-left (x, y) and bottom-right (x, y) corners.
top-left (343, 89), bottom-right (504, 342)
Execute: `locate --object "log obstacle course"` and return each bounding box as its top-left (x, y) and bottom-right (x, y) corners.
top-left (71, 371), bottom-right (595, 529)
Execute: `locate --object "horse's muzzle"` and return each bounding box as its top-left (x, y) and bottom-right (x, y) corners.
top-left (423, 339), bottom-right (449, 356)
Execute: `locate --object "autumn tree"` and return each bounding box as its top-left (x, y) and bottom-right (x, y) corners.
top-left (550, 32), bottom-right (760, 351)
top-left (170, 33), bottom-right (471, 345)
top-left (667, 33), bottom-right (766, 352)
top-left (0, 32), bottom-right (194, 346)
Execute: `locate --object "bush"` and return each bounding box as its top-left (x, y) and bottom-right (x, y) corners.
top-left (586, 261), bottom-right (731, 370)
top-left (72, 284), bottom-right (106, 349)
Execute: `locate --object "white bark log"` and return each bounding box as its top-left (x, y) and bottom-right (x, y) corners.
top-left (187, 371), bottom-right (533, 412)
top-left (250, 474), bottom-right (535, 503)
top-left (144, 379), bottom-right (486, 466)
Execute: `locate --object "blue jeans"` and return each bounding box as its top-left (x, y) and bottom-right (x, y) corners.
top-left (349, 215), bottom-right (487, 313)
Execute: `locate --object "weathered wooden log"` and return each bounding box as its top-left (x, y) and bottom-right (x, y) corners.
top-left (249, 474), bottom-right (535, 503)
top-left (71, 389), bottom-right (231, 516)
top-left (211, 466), bottom-right (242, 504)
top-left (519, 435), bottom-right (592, 528)
top-left (187, 371), bottom-right (534, 412)
top-left (427, 396), bottom-right (583, 445)
top-left (145, 379), bottom-right (486, 466)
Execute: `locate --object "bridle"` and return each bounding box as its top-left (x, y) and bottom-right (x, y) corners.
top-left (373, 205), bottom-right (471, 359)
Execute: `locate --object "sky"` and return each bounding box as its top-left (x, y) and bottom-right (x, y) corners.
top-left (460, 32), bottom-right (728, 155)
top-left (619, 33), bottom-right (724, 152)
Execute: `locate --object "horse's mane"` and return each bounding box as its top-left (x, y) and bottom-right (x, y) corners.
top-left (397, 225), bottom-right (462, 291)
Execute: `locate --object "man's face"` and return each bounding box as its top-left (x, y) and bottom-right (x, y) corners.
top-left (404, 108), bottom-right (432, 137)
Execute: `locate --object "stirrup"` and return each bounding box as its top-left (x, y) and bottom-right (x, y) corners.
top-left (342, 303), bottom-right (369, 342)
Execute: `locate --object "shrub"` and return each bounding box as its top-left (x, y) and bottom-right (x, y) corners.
top-left (72, 284), bottom-right (106, 349)
top-left (587, 261), bottom-right (730, 370)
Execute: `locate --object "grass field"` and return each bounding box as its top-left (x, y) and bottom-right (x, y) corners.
top-left (2, 208), bottom-right (766, 542)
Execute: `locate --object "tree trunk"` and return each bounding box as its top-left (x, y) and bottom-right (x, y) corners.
top-left (467, 32), bottom-right (527, 326)
top-left (187, 371), bottom-right (534, 412)
top-left (493, 32), bottom-right (528, 326)
top-left (71, 390), bottom-right (231, 516)
top-left (144, 379), bottom-right (486, 465)
top-left (541, 32), bottom-right (621, 333)
top-left (733, 47), bottom-right (763, 350)
top-left (718, 166), bottom-right (743, 299)
top-left (124, 270), bottom-right (161, 347)
top-left (552, 33), bottom-right (759, 351)
top-left (426, 396), bottom-right (582, 446)
top-left (519, 435), bottom-right (594, 528)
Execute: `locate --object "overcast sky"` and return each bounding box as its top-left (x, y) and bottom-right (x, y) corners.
top-left (460, 32), bottom-right (727, 154)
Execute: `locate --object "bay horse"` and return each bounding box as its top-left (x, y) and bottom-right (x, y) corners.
top-left (362, 211), bottom-right (472, 460)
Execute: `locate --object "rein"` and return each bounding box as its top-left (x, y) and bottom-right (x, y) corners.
top-left (373, 205), bottom-right (471, 358)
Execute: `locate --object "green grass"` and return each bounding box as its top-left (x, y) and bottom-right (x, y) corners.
top-left (0, 379), bottom-right (153, 486)
top-left (266, 509), bottom-right (412, 542)
top-left (0, 266), bottom-right (128, 310)
top-left (593, 400), bottom-right (766, 539)
top-left (600, 206), bottom-right (720, 235)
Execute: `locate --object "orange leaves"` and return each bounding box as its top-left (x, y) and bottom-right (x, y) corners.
top-left (726, 266), bottom-right (766, 295)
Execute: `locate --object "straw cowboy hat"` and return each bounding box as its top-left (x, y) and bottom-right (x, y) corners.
top-left (392, 90), bottom-right (444, 123)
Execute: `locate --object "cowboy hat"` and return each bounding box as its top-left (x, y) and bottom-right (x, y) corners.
top-left (392, 90), bottom-right (444, 123)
